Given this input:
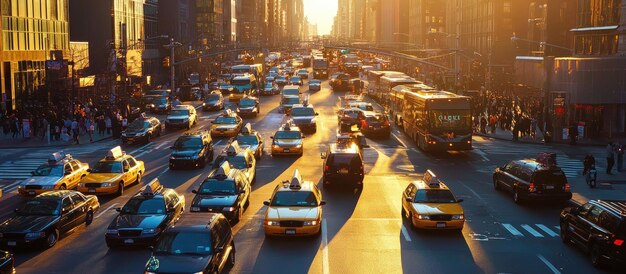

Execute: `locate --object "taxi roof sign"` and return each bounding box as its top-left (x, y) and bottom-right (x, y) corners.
top-left (423, 169), bottom-right (440, 188)
top-left (226, 141), bottom-right (241, 156)
top-left (48, 151), bottom-right (70, 163)
top-left (106, 146), bottom-right (125, 160)
top-left (215, 161), bottom-right (232, 178)
top-left (222, 109), bottom-right (233, 116)
top-left (241, 123), bottom-right (253, 135)
top-left (289, 169), bottom-right (303, 189)
top-left (139, 178), bottom-right (164, 196)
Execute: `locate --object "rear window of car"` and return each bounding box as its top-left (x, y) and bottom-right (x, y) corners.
top-left (366, 115), bottom-right (386, 123)
top-left (532, 170), bottom-right (567, 184)
top-left (328, 153), bottom-right (362, 169)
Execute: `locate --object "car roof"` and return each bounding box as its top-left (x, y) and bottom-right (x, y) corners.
top-left (512, 159), bottom-right (563, 173)
top-left (172, 105), bottom-right (193, 110)
top-left (411, 180), bottom-right (451, 191)
top-left (37, 190), bottom-right (74, 198)
top-left (329, 143), bottom-right (360, 154)
top-left (167, 214), bottom-right (222, 232)
top-left (589, 200), bottom-right (626, 218)
top-left (99, 154), bottom-right (134, 163)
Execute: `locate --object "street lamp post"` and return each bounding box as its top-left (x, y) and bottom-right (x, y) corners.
top-left (429, 31), bottom-right (460, 91)
top-left (164, 38), bottom-right (182, 98)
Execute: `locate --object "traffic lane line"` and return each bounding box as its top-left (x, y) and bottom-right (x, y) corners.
top-left (0, 180), bottom-right (22, 193)
top-left (95, 203), bottom-right (119, 219)
top-left (322, 218), bottom-right (329, 274)
top-left (391, 132), bottom-right (407, 148)
top-left (537, 254), bottom-right (561, 274)
top-left (400, 224), bottom-right (412, 242)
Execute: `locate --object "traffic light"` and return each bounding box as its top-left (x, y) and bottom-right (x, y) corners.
top-left (163, 56), bottom-right (170, 68)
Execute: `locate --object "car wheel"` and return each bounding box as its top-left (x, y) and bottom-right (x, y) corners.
top-left (85, 210), bottom-right (94, 226)
top-left (493, 178), bottom-right (500, 190)
top-left (146, 133), bottom-right (151, 143)
top-left (199, 157), bottom-right (206, 168)
top-left (408, 212), bottom-right (418, 230)
top-left (252, 175), bottom-right (257, 184)
top-left (234, 207), bottom-right (243, 223)
top-left (401, 206), bottom-right (406, 218)
top-left (135, 174), bottom-right (141, 185)
top-left (45, 229), bottom-right (59, 248)
top-left (226, 242), bottom-right (236, 268)
top-left (244, 196), bottom-right (250, 208)
top-left (117, 182), bottom-right (124, 196)
top-left (560, 223), bottom-right (570, 244)
top-left (513, 190), bottom-right (523, 204)
top-left (590, 243), bottom-right (605, 268)
top-left (59, 184), bottom-right (67, 190)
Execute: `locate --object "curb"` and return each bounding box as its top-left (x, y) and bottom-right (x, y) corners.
top-left (0, 136), bottom-right (113, 150)
top-left (474, 133), bottom-right (607, 147)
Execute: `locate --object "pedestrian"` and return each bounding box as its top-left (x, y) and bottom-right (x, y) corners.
top-left (480, 115), bottom-right (487, 134)
top-left (41, 117), bottom-right (49, 141)
top-left (583, 154), bottom-right (596, 175)
top-left (71, 118), bottom-right (79, 144)
top-left (88, 120), bottom-right (95, 143)
top-left (105, 115), bottom-right (112, 135)
top-left (617, 142), bottom-right (624, 172)
top-left (568, 123), bottom-right (578, 145)
top-left (10, 117), bottom-right (18, 138)
top-left (606, 142), bottom-right (615, 175)
top-left (530, 117), bottom-right (538, 140)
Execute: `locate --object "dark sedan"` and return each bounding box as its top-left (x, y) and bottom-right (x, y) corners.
top-left (202, 92), bottom-right (225, 111)
top-left (121, 117), bottom-right (162, 145)
top-left (237, 97), bottom-right (260, 117)
top-left (0, 190), bottom-right (100, 249)
top-left (361, 112), bottom-right (390, 138)
top-left (144, 96), bottom-right (170, 114)
top-left (190, 168), bottom-right (251, 223)
top-left (105, 184), bottom-right (184, 248)
top-left (169, 132), bottom-right (214, 169)
top-left (0, 250), bottom-right (14, 274)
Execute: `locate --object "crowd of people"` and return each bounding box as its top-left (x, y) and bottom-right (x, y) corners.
top-left (472, 91), bottom-right (543, 141)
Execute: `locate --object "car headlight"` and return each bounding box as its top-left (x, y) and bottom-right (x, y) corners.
top-left (266, 221), bottom-right (280, 226)
top-left (136, 132), bottom-right (145, 136)
top-left (78, 183), bottom-right (85, 188)
top-left (303, 220), bottom-right (318, 226)
top-left (170, 156), bottom-right (176, 160)
top-left (272, 144), bottom-right (279, 149)
top-left (223, 207), bottom-right (235, 212)
top-left (144, 228), bottom-right (161, 234)
top-left (295, 144), bottom-right (302, 148)
top-left (202, 103), bottom-right (206, 106)
top-left (192, 155), bottom-right (199, 159)
top-left (121, 133), bottom-right (127, 137)
top-left (42, 185), bottom-right (55, 190)
top-left (236, 108), bottom-right (241, 112)
top-left (18, 184), bottom-right (24, 189)
top-left (25, 232), bottom-right (45, 240)
top-left (452, 214), bottom-right (464, 220)
top-left (191, 207), bottom-right (200, 212)
top-left (106, 229), bottom-right (118, 235)
top-left (417, 214), bottom-right (430, 220)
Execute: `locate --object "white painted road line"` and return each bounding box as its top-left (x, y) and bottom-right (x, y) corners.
top-left (322, 219), bottom-right (329, 274)
top-left (537, 254), bottom-right (561, 274)
top-left (154, 142), bottom-right (168, 150)
top-left (134, 149), bottom-right (152, 159)
top-left (96, 203), bottom-right (118, 219)
top-left (1, 180), bottom-right (23, 192)
top-left (391, 133), bottom-right (407, 148)
top-left (502, 223), bottom-right (524, 237)
top-left (129, 143), bottom-right (152, 155)
top-left (400, 224), bottom-right (412, 242)
top-left (521, 224), bottom-right (544, 237)
top-left (536, 224), bottom-right (559, 237)
top-left (473, 148), bottom-right (490, 161)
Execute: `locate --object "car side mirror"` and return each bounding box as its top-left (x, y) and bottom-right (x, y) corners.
top-left (320, 200), bottom-right (326, 206)
top-left (320, 152), bottom-right (327, 159)
top-left (263, 200), bottom-right (270, 206)
top-left (87, 168), bottom-right (92, 173)
top-left (192, 190), bottom-right (198, 194)
top-left (315, 113), bottom-right (319, 116)
top-left (248, 163), bottom-right (253, 168)
top-left (123, 168), bottom-right (129, 173)
top-left (270, 136), bottom-right (274, 139)
top-left (405, 197), bottom-right (412, 202)
top-left (457, 199), bottom-right (464, 203)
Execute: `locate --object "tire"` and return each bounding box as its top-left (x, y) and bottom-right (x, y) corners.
top-left (146, 133), bottom-right (151, 143)
top-left (493, 178), bottom-right (500, 190)
top-left (401, 206), bottom-right (406, 218)
top-left (234, 207), bottom-right (243, 223)
top-left (513, 190), bottom-right (523, 204)
top-left (116, 182), bottom-right (124, 196)
top-left (560, 223), bottom-right (570, 244)
top-left (59, 184), bottom-right (67, 190)
top-left (135, 174), bottom-right (142, 185)
top-left (590, 243), bottom-right (605, 268)
top-left (45, 229), bottom-right (59, 248)
top-left (226, 242), bottom-right (236, 268)
top-left (408, 212), bottom-right (417, 230)
top-left (85, 210), bottom-right (94, 226)
top-left (252, 175), bottom-right (257, 184)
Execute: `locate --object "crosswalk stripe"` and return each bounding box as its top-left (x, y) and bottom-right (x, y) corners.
top-left (536, 224), bottom-right (559, 237)
top-left (502, 223), bottom-right (524, 237)
top-left (521, 224), bottom-right (544, 237)
top-left (554, 225), bottom-right (560, 231)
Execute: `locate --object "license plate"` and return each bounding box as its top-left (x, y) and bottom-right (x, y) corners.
top-left (124, 239), bottom-right (134, 244)
top-left (88, 189), bottom-right (96, 193)
top-left (28, 191), bottom-right (35, 195)
top-left (284, 149), bottom-right (290, 153)
top-left (285, 229), bottom-right (296, 235)
top-left (7, 241), bottom-right (16, 246)
top-left (436, 222), bottom-right (446, 228)
top-left (545, 185), bottom-right (555, 190)
top-left (339, 169), bottom-right (349, 174)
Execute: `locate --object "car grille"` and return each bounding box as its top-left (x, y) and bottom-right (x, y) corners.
top-left (118, 229), bottom-right (142, 237)
top-left (1, 233), bottom-right (24, 240)
top-left (429, 214), bottom-right (452, 221)
top-left (124, 133), bottom-right (136, 137)
top-left (85, 183), bottom-right (101, 188)
top-left (169, 119), bottom-right (183, 123)
top-left (280, 220), bottom-right (304, 227)
top-left (203, 207), bottom-right (223, 212)
top-left (24, 185), bottom-right (42, 190)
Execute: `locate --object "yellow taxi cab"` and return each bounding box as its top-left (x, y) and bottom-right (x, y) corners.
top-left (401, 170), bottom-right (465, 230)
top-left (210, 109), bottom-right (243, 138)
top-left (270, 122), bottom-right (304, 156)
top-left (263, 169), bottom-right (325, 237)
top-left (18, 152), bottom-right (90, 196)
top-left (77, 146), bottom-right (145, 196)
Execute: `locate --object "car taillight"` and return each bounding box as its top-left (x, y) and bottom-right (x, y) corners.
top-left (383, 120), bottom-right (390, 126)
top-left (614, 239), bottom-right (624, 246)
top-left (362, 120), bottom-right (368, 128)
top-left (324, 165), bottom-right (329, 172)
top-left (529, 181), bottom-right (536, 192)
top-left (564, 182), bottom-right (571, 192)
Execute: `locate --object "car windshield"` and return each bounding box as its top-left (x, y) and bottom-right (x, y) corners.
top-left (240, 100), bottom-right (256, 107)
top-left (366, 115), bottom-right (387, 123)
top-left (226, 156), bottom-right (248, 169)
top-left (19, 199), bottom-right (60, 215)
top-left (283, 89), bottom-right (299, 96)
top-left (413, 189), bottom-right (457, 203)
top-left (271, 191), bottom-right (318, 207)
top-left (91, 161), bottom-right (123, 173)
top-left (342, 110), bottom-right (361, 119)
top-left (310, 80), bottom-right (321, 85)
top-left (265, 83), bottom-right (273, 88)
top-left (276, 76), bottom-right (286, 81)
top-left (291, 108), bottom-right (315, 117)
top-left (205, 94), bottom-right (220, 102)
top-left (154, 231), bottom-right (212, 255)
top-left (32, 165), bottom-right (64, 176)
top-left (215, 117), bottom-right (237, 124)
top-left (282, 97), bottom-right (300, 105)
top-left (533, 170), bottom-right (567, 184)
top-left (174, 137), bottom-right (203, 150)
top-left (121, 198), bottom-right (166, 215)
top-left (237, 135), bottom-right (259, 146)
top-left (275, 131), bottom-right (301, 139)
top-left (128, 120), bottom-right (149, 130)
top-left (355, 105), bottom-right (373, 111)
top-left (198, 179), bottom-right (236, 195)
top-left (170, 110), bottom-right (189, 116)
top-left (291, 77), bottom-right (301, 82)
top-left (232, 79), bottom-right (251, 86)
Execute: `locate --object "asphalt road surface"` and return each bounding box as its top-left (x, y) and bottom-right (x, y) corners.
top-left (0, 79), bottom-right (621, 274)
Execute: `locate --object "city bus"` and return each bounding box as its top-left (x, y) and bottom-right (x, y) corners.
top-left (230, 74), bottom-right (258, 103)
top-left (402, 90), bottom-right (472, 151)
top-left (366, 71), bottom-right (406, 99)
top-left (389, 83), bottom-right (436, 126)
top-left (379, 75), bottom-right (419, 111)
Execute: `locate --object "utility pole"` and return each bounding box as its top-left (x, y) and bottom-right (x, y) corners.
top-left (454, 34), bottom-right (460, 91)
top-left (165, 38), bottom-right (182, 98)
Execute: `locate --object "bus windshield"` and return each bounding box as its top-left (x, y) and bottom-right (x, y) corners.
top-left (429, 110), bottom-right (472, 131)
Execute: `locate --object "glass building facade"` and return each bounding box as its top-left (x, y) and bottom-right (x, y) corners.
top-left (1, 0), bottom-right (70, 111)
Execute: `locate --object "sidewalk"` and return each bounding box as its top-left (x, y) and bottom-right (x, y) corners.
top-left (474, 127), bottom-right (618, 147)
top-left (0, 130), bottom-right (112, 149)
top-left (568, 169), bottom-right (626, 206)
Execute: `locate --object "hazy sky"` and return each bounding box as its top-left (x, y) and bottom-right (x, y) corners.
top-left (303, 0), bottom-right (338, 35)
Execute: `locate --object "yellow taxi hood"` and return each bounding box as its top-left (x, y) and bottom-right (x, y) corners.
top-left (82, 173), bottom-right (123, 183)
top-left (412, 203), bottom-right (463, 215)
top-left (266, 206), bottom-right (319, 220)
top-left (212, 124), bottom-right (239, 129)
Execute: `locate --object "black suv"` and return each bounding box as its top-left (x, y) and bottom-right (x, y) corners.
top-left (492, 159), bottom-right (572, 204)
top-left (560, 200), bottom-right (626, 267)
top-left (169, 131), bottom-right (214, 169)
top-left (190, 161), bottom-right (251, 223)
top-left (320, 144), bottom-right (365, 190)
top-left (144, 214), bottom-right (235, 274)
top-left (105, 180), bottom-right (185, 248)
